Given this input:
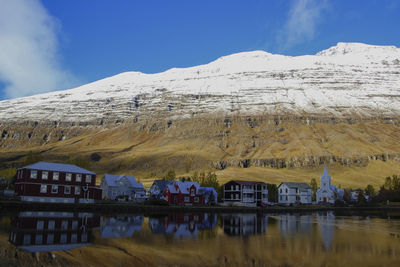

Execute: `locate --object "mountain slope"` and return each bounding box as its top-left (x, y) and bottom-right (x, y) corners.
top-left (1, 42), bottom-right (400, 187)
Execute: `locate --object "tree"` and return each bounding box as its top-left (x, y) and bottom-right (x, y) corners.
top-left (365, 184), bottom-right (376, 197)
top-left (163, 169), bottom-right (176, 181)
top-left (310, 178), bottom-right (318, 202)
top-left (267, 184), bottom-right (278, 203)
top-left (357, 191), bottom-right (367, 206)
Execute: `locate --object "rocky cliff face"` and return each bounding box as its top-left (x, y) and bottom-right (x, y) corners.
top-left (0, 43), bottom-right (400, 179)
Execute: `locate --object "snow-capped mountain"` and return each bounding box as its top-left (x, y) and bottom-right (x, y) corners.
top-left (1, 42), bottom-right (400, 123)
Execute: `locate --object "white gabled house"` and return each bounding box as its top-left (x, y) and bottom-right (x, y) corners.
top-left (278, 182), bottom-right (312, 205)
top-left (316, 167), bottom-right (344, 204)
top-left (100, 174), bottom-right (146, 202)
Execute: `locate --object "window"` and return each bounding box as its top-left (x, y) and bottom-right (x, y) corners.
top-left (236, 185), bottom-right (239, 190)
top-left (35, 234), bottom-right (43, 245)
top-left (184, 196), bottom-right (190, 202)
top-left (280, 188), bottom-right (282, 193)
top-left (285, 188), bottom-right (288, 193)
top-left (40, 184), bottom-right (47, 193)
top-left (51, 185), bottom-right (58, 194)
top-left (76, 174), bottom-right (82, 182)
top-left (194, 197), bottom-right (199, 203)
top-left (66, 173), bottom-right (72, 182)
top-left (190, 188), bottom-right (195, 196)
top-left (72, 221), bottom-right (78, 230)
top-left (75, 186), bottom-right (81, 195)
top-left (81, 233), bottom-right (87, 242)
top-left (48, 220), bottom-right (55, 230)
top-left (236, 193), bottom-right (239, 199)
top-left (42, 171), bottom-right (48, 180)
top-left (64, 186), bottom-right (71, 194)
top-left (53, 172), bottom-right (59, 181)
top-left (61, 220), bottom-right (68, 230)
top-left (23, 234), bottom-right (31, 245)
top-left (30, 170), bottom-right (37, 179)
top-left (60, 234), bottom-right (67, 244)
top-left (37, 220), bottom-right (44, 230)
top-left (71, 234), bottom-right (77, 243)
top-left (286, 196), bottom-right (288, 201)
top-left (231, 185), bottom-right (234, 190)
top-left (280, 196), bottom-right (282, 200)
top-left (85, 174), bottom-right (91, 183)
top-left (47, 234), bottom-right (54, 244)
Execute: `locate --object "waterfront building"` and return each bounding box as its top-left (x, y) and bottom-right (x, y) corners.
top-left (316, 167), bottom-right (344, 204)
top-left (101, 215), bottom-right (144, 238)
top-left (149, 180), bottom-right (173, 200)
top-left (278, 182), bottom-right (312, 205)
top-left (221, 213), bottom-right (268, 236)
top-left (15, 162), bottom-right (102, 203)
top-left (9, 211), bottom-right (100, 252)
top-left (100, 174), bottom-right (146, 202)
top-left (222, 180), bottom-right (268, 207)
top-left (163, 181), bottom-right (204, 205)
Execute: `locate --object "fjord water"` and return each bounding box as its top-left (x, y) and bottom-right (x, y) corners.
top-left (1, 211), bottom-right (400, 266)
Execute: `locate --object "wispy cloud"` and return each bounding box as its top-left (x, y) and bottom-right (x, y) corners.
top-left (0, 0), bottom-right (78, 99)
top-left (278, 0), bottom-right (328, 49)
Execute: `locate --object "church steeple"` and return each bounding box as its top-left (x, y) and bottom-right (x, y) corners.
top-left (321, 166), bottom-right (331, 188)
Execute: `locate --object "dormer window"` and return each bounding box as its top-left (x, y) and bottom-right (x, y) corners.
top-left (76, 174), bottom-right (82, 182)
top-left (190, 188), bottom-right (195, 196)
top-left (66, 173), bottom-right (72, 182)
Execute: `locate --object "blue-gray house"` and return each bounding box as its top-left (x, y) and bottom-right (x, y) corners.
top-left (100, 174), bottom-right (146, 202)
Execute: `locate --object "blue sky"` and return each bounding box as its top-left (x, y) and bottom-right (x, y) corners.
top-left (0, 0), bottom-right (399, 100)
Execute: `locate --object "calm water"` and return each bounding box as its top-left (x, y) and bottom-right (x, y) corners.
top-left (1, 210), bottom-right (400, 266)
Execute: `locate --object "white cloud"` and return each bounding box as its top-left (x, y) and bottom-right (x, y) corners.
top-left (278, 0), bottom-right (328, 49)
top-left (0, 0), bottom-right (78, 99)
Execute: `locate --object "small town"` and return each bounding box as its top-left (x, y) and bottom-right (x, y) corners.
top-left (1, 161), bottom-right (396, 208)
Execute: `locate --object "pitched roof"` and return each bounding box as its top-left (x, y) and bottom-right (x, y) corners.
top-left (152, 180), bottom-right (174, 191)
top-left (103, 174), bottom-right (144, 189)
top-left (22, 161), bottom-right (95, 175)
top-left (230, 180), bottom-right (267, 185)
top-left (166, 181), bottom-right (200, 194)
top-left (279, 182), bottom-right (311, 190)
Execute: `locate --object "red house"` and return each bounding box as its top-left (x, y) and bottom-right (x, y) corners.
top-left (9, 211), bottom-right (100, 252)
top-left (15, 161), bottom-right (102, 203)
top-left (163, 181), bottom-right (204, 206)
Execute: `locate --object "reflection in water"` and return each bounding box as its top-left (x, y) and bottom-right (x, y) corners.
top-left (317, 211), bottom-right (336, 251)
top-left (278, 214), bottom-right (313, 238)
top-left (221, 213), bottom-right (268, 236)
top-left (4, 210), bottom-right (400, 266)
top-left (149, 213), bottom-right (217, 238)
top-left (100, 215), bottom-right (144, 238)
top-left (8, 211), bottom-right (100, 252)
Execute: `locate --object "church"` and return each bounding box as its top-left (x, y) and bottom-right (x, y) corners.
top-left (316, 167), bottom-right (344, 204)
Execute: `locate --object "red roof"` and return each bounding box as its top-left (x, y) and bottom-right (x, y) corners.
top-left (231, 180), bottom-right (266, 185)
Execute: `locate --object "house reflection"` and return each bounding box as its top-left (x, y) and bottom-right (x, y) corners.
top-left (221, 213), bottom-right (268, 236)
top-left (100, 215), bottom-right (144, 238)
top-left (317, 211), bottom-right (336, 251)
top-left (149, 213), bottom-right (217, 238)
top-left (278, 214), bottom-right (313, 238)
top-left (9, 211), bottom-right (100, 252)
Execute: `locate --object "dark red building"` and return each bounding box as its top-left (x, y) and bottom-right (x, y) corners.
top-left (9, 211), bottom-right (100, 252)
top-left (15, 161), bottom-right (102, 203)
top-left (163, 181), bottom-right (204, 206)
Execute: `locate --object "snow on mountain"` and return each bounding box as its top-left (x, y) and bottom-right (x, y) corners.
top-left (1, 42), bottom-right (400, 123)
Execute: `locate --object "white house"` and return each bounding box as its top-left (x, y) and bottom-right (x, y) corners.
top-left (316, 167), bottom-right (344, 204)
top-left (278, 182), bottom-right (312, 205)
top-left (100, 174), bottom-right (146, 202)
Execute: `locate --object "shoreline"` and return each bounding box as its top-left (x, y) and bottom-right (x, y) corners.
top-left (1, 200), bottom-right (400, 214)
